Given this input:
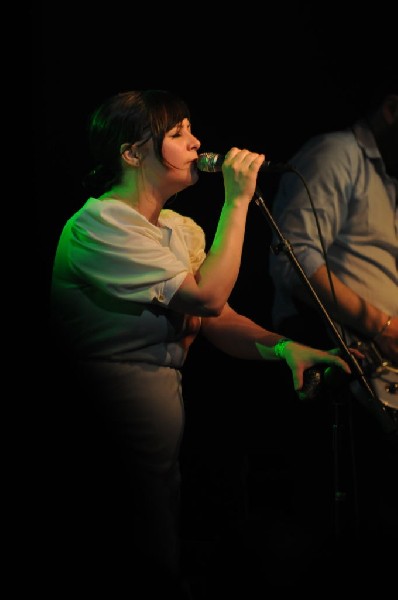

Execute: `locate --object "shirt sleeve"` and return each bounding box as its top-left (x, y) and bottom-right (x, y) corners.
top-left (63, 202), bottom-right (193, 305)
top-left (160, 209), bottom-right (207, 274)
top-left (270, 132), bottom-right (356, 288)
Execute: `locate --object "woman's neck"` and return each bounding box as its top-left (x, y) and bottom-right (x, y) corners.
top-left (100, 187), bottom-right (162, 226)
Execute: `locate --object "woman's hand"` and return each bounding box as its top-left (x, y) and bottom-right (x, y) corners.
top-left (282, 342), bottom-right (364, 400)
top-left (222, 147), bottom-right (265, 205)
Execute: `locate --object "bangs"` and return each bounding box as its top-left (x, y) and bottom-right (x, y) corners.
top-left (144, 90), bottom-right (191, 138)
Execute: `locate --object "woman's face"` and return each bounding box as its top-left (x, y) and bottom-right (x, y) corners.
top-left (162, 118), bottom-right (202, 188)
top-left (162, 118), bottom-right (201, 168)
top-left (143, 118), bottom-right (201, 193)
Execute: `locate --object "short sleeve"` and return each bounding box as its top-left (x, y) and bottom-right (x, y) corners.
top-left (160, 209), bottom-right (206, 273)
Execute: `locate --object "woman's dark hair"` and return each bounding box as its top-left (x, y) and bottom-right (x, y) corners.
top-left (83, 90), bottom-right (190, 194)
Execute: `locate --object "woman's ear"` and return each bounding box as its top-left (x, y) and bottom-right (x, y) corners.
top-left (120, 143), bottom-right (141, 166)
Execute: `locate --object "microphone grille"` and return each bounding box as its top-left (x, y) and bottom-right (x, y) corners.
top-left (197, 152), bottom-right (222, 172)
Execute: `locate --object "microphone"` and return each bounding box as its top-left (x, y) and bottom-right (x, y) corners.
top-left (197, 152), bottom-right (292, 174)
top-left (300, 365), bottom-right (352, 400)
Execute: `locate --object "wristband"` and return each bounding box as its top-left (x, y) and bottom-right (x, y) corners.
top-left (274, 338), bottom-right (293, 360)
top-left (373, 316), bottom-right (392, 340)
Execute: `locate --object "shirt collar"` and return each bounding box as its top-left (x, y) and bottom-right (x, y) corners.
top-left (351, 119), bottom-right (381, 161)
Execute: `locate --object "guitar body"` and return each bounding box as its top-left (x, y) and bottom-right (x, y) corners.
top-left (348, 334), bottom-right (398, 434)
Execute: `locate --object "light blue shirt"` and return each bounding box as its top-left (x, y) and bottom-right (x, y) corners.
top-left (269, 119), bottom-right (398, 329)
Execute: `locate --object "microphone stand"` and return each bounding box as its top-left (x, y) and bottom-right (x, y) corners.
top-left (253, 186), bottom-right (396, 540)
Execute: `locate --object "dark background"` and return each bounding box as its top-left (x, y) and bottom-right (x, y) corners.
top-left (34, 4), bottom-right (396, 592)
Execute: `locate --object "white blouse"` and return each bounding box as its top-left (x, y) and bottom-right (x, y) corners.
top-left (51, 198), bottom-right (207, 366)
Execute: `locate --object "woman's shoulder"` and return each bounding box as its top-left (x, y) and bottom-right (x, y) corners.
top-left (160, 209), bottom-right (204, 233)
top-left (77, 197), bottom-right (149, 225)
top-left (160, 209), bottom-right (206, 270)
